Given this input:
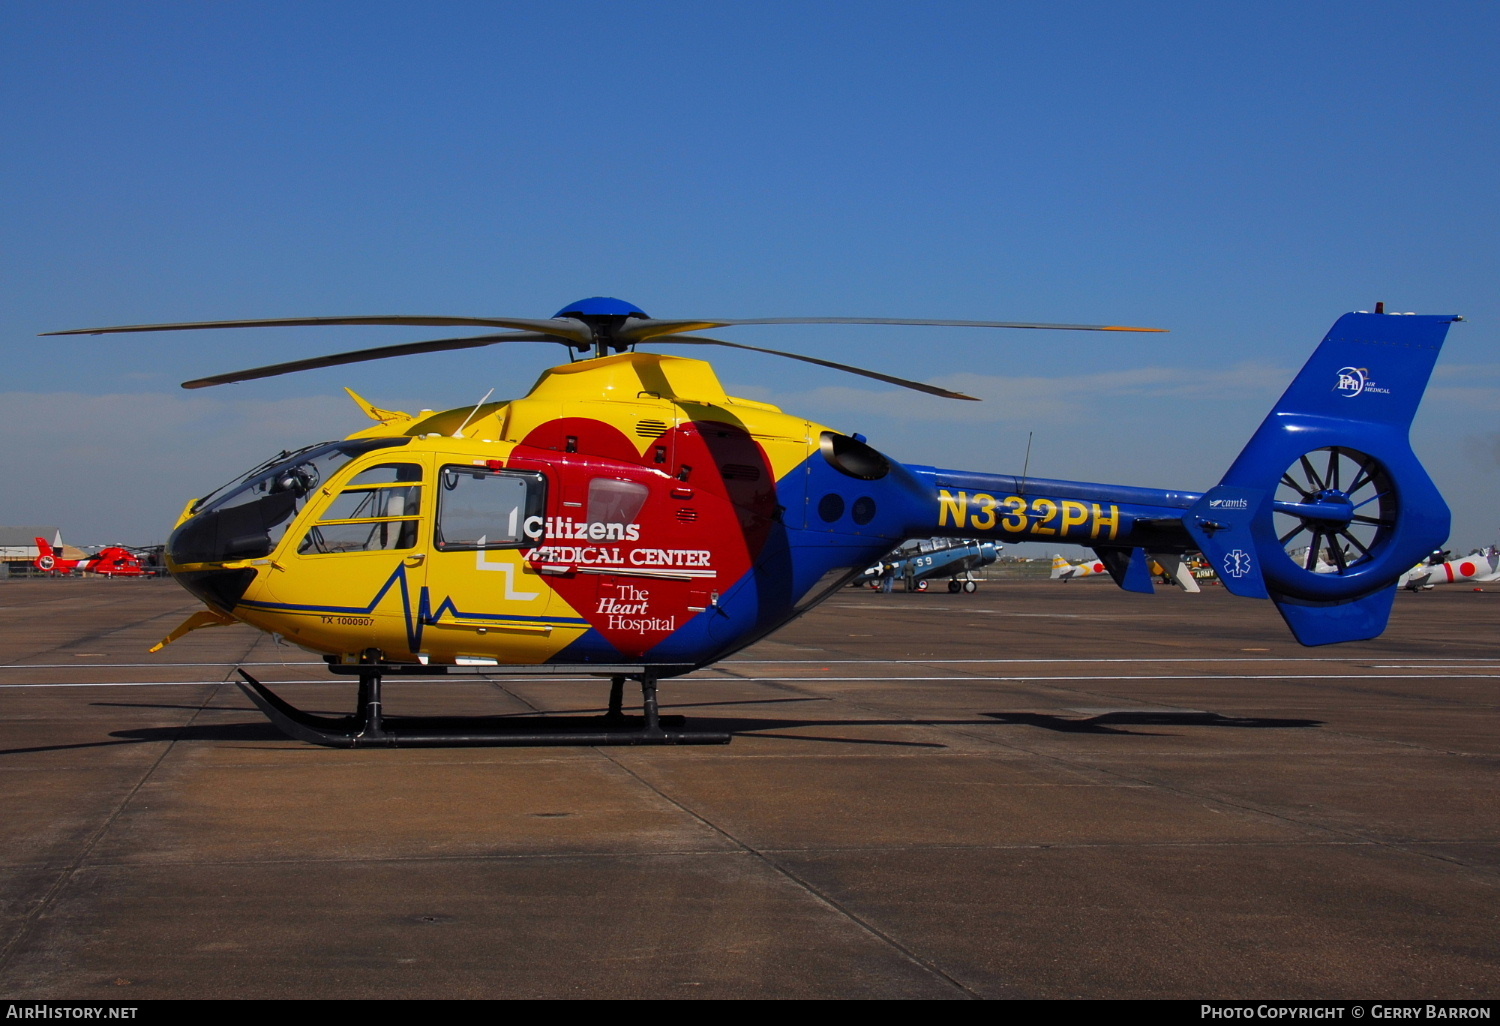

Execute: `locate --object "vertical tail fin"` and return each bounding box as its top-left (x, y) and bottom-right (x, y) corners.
top-left (33, 536), bottom-right (61, 572)
top-left (1184, 312), bottom-right (1461, 645)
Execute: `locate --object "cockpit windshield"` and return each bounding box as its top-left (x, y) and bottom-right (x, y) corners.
top-left (169, 438), bottom-right (411, 564)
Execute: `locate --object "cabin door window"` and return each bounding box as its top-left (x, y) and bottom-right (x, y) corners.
top-left (435, 467), bottom-right (546, 550)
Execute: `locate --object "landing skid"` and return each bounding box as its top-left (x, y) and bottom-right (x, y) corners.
top-left (235, 662), bottom-right (731, 748)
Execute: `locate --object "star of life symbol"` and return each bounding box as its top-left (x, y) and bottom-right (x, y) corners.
top-left (1223, 549), bottom-right (1253, 578)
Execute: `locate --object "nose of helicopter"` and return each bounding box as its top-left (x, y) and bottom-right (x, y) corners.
top-left (164, 516), bottom-right (263, 612)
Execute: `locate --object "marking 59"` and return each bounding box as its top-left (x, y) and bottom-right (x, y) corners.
top-left (936, 490), bottom-right (1120, 540)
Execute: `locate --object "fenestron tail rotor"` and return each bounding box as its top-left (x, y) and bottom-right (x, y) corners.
top-left (44, 296), bottom-right (1167, 400)
top-left (1273, 446), bottom-right (1396, 576)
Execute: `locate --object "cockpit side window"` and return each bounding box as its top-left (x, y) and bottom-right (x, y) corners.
top-left (436, 467), bottom-right (546, 550)
top-left (297, 462), bottom-right (424, 555)
top-left (317, 485), bottom-right (422, 524)
top-left (169, 438), bottom-right (411, 565)
top-left (343, 463), bottom-right (424, 487)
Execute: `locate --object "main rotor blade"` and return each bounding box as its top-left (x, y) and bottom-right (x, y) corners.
top-left (649, 335), bottom-right (980, 401)
top-left (45, 315), bottom-right (594, 348)
top-left (180, 332), bottom-right (569, 389)
top-left (619, 316), bottom-right (1168, 345)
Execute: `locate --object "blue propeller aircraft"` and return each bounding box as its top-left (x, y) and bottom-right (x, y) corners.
top-left (46, 301), bottom-right (1461, 747)
top-left (858, 537), bottom-right (1002, 592)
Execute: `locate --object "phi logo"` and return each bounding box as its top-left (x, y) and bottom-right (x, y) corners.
top-left (1336, 367), bottom-right (1367, 397)
top-left (1223, 549), bottom-right (1253, 578)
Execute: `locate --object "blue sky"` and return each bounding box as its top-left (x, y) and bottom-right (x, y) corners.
top-left (2, 1), bottom-right (1496, 555)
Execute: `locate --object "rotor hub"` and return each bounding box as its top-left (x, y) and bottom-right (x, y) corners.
top-left (553, 297), bottom-right (650, 357)
top-left (1309, 489), bottom-right (1353, 523)
top-left (552, 297), bottom-right (648, 320)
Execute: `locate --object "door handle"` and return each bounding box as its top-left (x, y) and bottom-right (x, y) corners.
top-left (403, 554), bottom-right (426, 567)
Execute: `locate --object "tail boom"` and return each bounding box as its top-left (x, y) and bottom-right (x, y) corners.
top-left (903, 311), bottom-right (1459, 646)
top-left (912, 470), bottom-right (1201, 549)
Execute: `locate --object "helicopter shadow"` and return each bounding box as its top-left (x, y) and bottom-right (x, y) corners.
top-left (0, 720), bottom-right (289, 756)
top-left (981, 710), bottom-right (1324, 736)
top-left (666, 709), bottom-right (1319, 744)
top-left (0, 703), bottom-right (1323, 755)
top-left (651, 697), bottom-right (1322, 743)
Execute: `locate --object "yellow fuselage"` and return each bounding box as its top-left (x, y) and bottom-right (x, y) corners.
top-left (164, 352), bottom-right (845, 667)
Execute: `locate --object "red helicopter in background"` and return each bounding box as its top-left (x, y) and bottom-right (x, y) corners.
top-left (33, 537), bottom-right (156, 577)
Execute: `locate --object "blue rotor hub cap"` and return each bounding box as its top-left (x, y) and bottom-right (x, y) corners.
top-left (554, 297), bottom-right (648, 319)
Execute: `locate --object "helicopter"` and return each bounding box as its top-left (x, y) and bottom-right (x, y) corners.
top-left (32, 536), bottom-right (155, 577)
top-left (46, 298), bottom-right (1461, 748)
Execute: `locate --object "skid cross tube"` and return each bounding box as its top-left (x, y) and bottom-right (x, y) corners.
top-left (235, 663), bottom-right (729, 748)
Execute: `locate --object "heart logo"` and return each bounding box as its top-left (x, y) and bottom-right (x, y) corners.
top-left (513, 417), bottom-right (779, 657)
